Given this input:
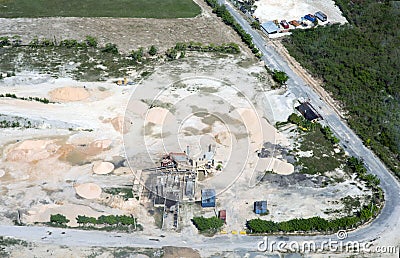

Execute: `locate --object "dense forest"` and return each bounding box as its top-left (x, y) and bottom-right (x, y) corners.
top-left (283, 0), bottom-right (400, 177)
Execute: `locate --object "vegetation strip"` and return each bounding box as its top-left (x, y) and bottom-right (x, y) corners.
top-left (204, 0), bottom-right (262, 57)
top-left (282, 0), bottom-right (400, 178)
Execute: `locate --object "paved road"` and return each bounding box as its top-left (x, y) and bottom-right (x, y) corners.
top-left (220, 0), bottom-right (400, 247)
top-left (1, 1), bottom-right (399, 254)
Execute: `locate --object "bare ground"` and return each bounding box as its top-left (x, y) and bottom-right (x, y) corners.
top-left (0, 0), bottom-right (242, 53)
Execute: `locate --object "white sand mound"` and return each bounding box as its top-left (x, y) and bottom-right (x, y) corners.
top-left (75, 183), bottom-right (102, 199)
top-left (49, 87), bottom-right (90, 102)
top-left (0, 169), bottom-right (5, 177)
top-left (111, 116), bottom-right (132, 134)
top-left (6, 139), bottom-right (59, 162)
top-left (256, 157), bottom-right (294, 175)
top-left (145, 107), bottom-right (174, 125)
top-left (92, 161), bottom-right (114, 175)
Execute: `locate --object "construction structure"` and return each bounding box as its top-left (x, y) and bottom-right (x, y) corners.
top-left (195, 144), bottom-right (217, 176)
top-left (161, 152), bottom-right (192, 171)
top-left (261, 21), bottom-right (279, 34)
top-left (254, 201), bottom-right (268, 214)
top-left (296, 101), bottom-right (322, 122)
top-left (201, 189), bottom-right (216, 208)
top-left (219, 209), bottom-right (226, 223)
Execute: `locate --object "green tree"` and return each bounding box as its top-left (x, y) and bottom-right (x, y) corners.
top-left (192, 216), bottom-right (224, 232)
top-left (148, 45), bottom-right (158, 56)
top-left (85, 36), bottom-right (98, 48)
top-left (102, 43), bottom-right (119, 54)
top-left (272, 70), bottom-right (289, 85)
top-left (130, 48), bottom-right (144, 62)
top-left (50, 214), bottom-right (70, 225)
top-left (251, 21), bottom-right (261, 30)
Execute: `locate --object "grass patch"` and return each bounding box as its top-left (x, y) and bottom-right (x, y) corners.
top-left (0, 0), bottom-right (201, 18)
top-left (0, 46), bottom-right (139, 81)
top-left (297, 127), bottom-right (344, 175)
top-left (104, 188), bottom-right (133, 201)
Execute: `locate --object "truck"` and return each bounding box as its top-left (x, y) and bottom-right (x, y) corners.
top-left (315, 11), bottom-right (327, 22)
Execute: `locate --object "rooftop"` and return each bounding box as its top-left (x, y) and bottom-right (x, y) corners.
top-left (261, 21), bottom-right (279, 34)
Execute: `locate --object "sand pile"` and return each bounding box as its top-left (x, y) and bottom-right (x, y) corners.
top-left (92, 161), bottom-right (114, 175)
top-left (75, 183), bottom-right (102, 199)
top-left (90, 139), bottom-right (112, 149)
top-left (145, 107), bottom-right (174, 125)
top-left (0, 169), bottom-right (5, 177)
top-left (111, 116), bottom-right (132, 134)
top-left (6, 139), bottom-right (59, 162)
top-left (49, 87), bottom-right (90, 102)
top-left (257, 157), bottom-right (294, 175)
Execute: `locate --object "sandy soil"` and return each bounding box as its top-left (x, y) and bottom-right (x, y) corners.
top-left (0, 1), bottom-right (241, 53)
top-left (49, 87), bottom-right (90, 102)
top-left (256, 157), bottom-right (294, 175)
top-left (74, 183), bottom-right (102, 199)
top-left (145, 107), bottom-right (175, 125)
top-left (25, 203), bottom-right (105, 227)
top-left (109, 115), bottom-right (132, 134)
top-left (92, 161), bottom-right (114, 175)
top-left (254, 0), bottom-right (347, 24)
top-left (6, 139), bottom-right (60, 162)
top-left (0, 53), bottom-right (375, 245)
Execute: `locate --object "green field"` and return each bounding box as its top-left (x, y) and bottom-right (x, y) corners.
top-left (0, 0), bottom-right (201, 18)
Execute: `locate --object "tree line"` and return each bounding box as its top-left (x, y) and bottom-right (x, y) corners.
top-left (192, 216), bottom-right (224, 232)
top-left (204, 0), bottom-right (261, 57)
top-left (247, 201), bottom-right (379, 234)
top-left (49, 214), bottom-right (139, 229)
top-left (282, 0), bottom-right (400, 178)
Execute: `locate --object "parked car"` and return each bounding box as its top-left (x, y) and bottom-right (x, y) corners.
top-left (280, 20), bottom-right (289, 29)
top-left (304, 14), bottom-right (316, 22)
top-left (289, 20), bottom-right (300, 27)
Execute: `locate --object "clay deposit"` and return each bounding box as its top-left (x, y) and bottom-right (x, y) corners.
top-left (75, 183), bottom-right (102, 199)
top-left (6, 139), bottom-right (59, 162)
top-left (49, 87), bottom-right (90, 102)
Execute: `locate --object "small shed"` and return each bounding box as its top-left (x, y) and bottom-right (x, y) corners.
top-left (201, 189), bottom-right (216, 207)
top-left (296, 102), bottom-right (322, 122)
top-left (219, 210), bottom-right (226, 223)
top-left (261, 21), bottom-right (279, 34)
top-left (254, 201), bottom-right (267, 214)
